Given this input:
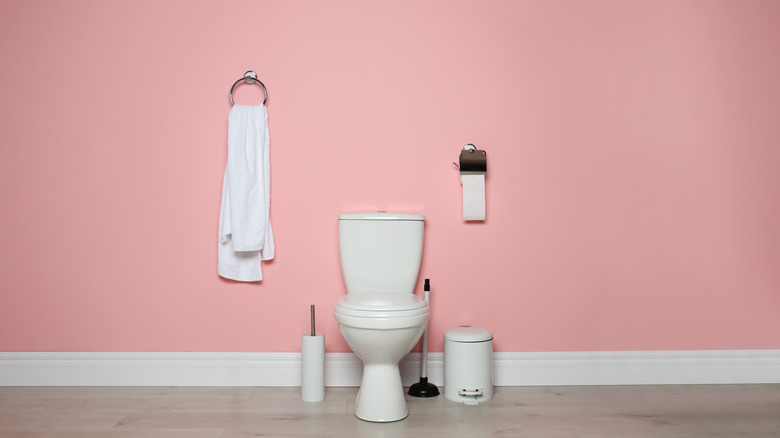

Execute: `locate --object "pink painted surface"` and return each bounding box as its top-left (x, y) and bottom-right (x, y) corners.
top-left (1, 0), bottom-right (779, 353)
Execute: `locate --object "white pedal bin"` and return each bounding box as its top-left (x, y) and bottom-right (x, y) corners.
top-left (443, 326), bottom-right (493, 405)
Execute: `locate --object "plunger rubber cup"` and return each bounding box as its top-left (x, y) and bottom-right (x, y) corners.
top-left (408, 377), bottom-right (440, 398)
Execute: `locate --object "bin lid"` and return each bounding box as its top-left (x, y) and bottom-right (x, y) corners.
top-left (444, 326), bottom-right (493, 342)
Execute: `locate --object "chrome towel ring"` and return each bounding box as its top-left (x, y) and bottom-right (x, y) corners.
top-left (229, 71), bottom-right (268, 105)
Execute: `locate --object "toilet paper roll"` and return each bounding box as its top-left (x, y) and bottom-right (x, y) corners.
top-left (461, 174), bottom-right (486, 221)
top-left (301, 334), bottom-right (325, 402)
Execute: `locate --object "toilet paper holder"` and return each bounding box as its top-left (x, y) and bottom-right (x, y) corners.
top-left (454, 144), bottom-right (487, 175)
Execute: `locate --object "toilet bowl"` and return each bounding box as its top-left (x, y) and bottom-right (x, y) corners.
top-left (334, 212), bottom-right (427, 422)
top-left (335, 293), bottom-right (429, 422)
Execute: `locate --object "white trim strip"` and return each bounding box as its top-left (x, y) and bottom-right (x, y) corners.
top-left (1, 350), bottom-right (778, 387)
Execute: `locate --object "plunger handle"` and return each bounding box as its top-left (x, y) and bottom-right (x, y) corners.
top-left (421, 279), bottom-right (431, 378)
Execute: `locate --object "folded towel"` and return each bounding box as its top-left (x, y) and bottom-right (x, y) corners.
top-left (218, 104), bottom-right (274, 282)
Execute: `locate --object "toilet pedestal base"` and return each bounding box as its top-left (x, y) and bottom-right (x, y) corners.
top-left (354, 363), bottom-right (407, 422)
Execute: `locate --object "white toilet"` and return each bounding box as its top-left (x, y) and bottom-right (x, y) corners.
top-left (333, 212), bottom-right (429, 422)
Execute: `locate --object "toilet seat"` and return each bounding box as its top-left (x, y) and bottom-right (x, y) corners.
top-left (335, 292), bottom-right (428, 318)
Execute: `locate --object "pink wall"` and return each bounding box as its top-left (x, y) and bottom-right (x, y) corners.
top-left (1, 0), bottom-right (779, 353)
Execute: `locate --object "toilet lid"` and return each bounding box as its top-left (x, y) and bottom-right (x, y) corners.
top-left (335, 292), bottom-right (429, 317)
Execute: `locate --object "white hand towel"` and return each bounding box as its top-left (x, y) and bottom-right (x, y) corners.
top-left (218, 105), bottom-right (274, 282)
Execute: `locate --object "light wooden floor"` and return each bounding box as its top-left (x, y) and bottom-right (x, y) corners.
top-left (1, 385), bottom-right (778, 437)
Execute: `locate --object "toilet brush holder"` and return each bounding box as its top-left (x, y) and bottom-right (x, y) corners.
top-left (301, 305), bottom-right (324, 402)
top-left (301, 333), bottom-right (325, 402)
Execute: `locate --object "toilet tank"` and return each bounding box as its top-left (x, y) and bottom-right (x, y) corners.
top-left (339, 212), bottom-right (425, 294)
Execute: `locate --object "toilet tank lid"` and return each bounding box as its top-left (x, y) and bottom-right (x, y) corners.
top-left (339, 212), bottom-right (425, 221)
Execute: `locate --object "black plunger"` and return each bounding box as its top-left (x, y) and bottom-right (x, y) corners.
top-left (408, 279), bottom-right (439, 397)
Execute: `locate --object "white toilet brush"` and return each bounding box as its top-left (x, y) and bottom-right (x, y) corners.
top-left (408, 279), bottom-right (439, 397)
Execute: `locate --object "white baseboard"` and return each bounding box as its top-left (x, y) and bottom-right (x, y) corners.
top-left (1, 350), bottom-right (778, 387)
